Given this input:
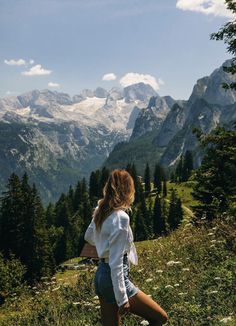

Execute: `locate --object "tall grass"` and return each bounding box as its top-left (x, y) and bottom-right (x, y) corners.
top-left (0, 216), bottom-right (235, 325)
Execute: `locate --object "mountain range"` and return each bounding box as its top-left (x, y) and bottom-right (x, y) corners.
top-left (0, 60), bottom-right (235, 204)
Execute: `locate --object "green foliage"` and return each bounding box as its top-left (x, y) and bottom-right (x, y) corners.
top-left (0, 253), bottom-right (26, 301)
top-left (191, 126), bottom-right (236, 220)
top-left (144, 163), bottom-right (151, 193)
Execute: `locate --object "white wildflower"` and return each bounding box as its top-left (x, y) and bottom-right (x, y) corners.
top-left (72, 301), bottom-right (81, 306)
top-left (167, 261), bottom-right (182, 266)
top-left (178, 292), bottom-right (188, 296)
top-left (153, 286), bottom-right (159, 290)
top-left (165, 285), bottom-right (174, 289)
top-left (174, 283), bottom-right (180, 287)
top-left (208, 290), bottom-right (218, 294)
top-left (220, 316), bottom-right (233, 323)
top-left (210, 239), bottom-right (217, 243)
top-left (140, 320), bottom-right (149, 325)
top-left (214, 277), bottom-right (221, 280)
top-left (52, 286), bottom-right (61, 291)
top-left (208, 232), bottom-right (214, 236)
top-left (145, 278), bottom-right (153, 283)
top-left (182, 268), bottom-right (190, 271)
top-left (156, 270), bottom-right (163, 273)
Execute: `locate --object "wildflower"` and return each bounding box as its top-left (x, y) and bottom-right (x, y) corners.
top-left (138, 268), bottom-right (144, 272)
top-left (156, 270), bottom-right (163, 273)
top-left (93, 295), bottom-right (99, 300)
top-left (153, 286), bottom-right (159, 290)
top-left (165, 285), bottom-right (174, 289)
top-left (182, 268), bottom-right (190, 271)
top-left (140, 320), bottom-right (149, 325)
top-left (214, 277), bottom-right (221, 280)
top-left (84, 302), bottom-right (94, 306)
top-left (52, 286), bottom-right (61, 291)
top-left (208, 290), bottom-right (218, 294)
top-left (145, 278), bottom-right (153, 283)
top-left (174, 283), bottom-right (180, 287)
top-left (72, 301), bottom-right (81, 306)
top-left (178, 292), bottom-right (188, 296)
top-left (210, 239), bottom-right (217, 243)
top-left (167, 260), bottom-right (182, 266)
top-left (208, 232), bottom-right (214, 236)
top-left (147, 294), bottom-right (152, 297)
top-left (220, 317), bottom-right (233, 323)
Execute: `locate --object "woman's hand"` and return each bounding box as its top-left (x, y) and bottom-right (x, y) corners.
top-left (118, 301), bottom-right (130, 315)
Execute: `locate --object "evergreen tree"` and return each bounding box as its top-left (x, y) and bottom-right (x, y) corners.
top-left (153, 163), bottom-right (163, 194)
top-left (167, 188), bottom-right (183, 231)
top-left (73, 180), bottom-right (82, 212)
top-left (153, 195), bottom-right (166, 236)
top-left (192, 125), bottom-right (236, 220)
top-left (89, 171), bottom-right (100, 201)
top-left (162, 176), bottom-right (167, 198)
top-left (133, 205), bottom-right (149, 241)
top-left (144, 163), bottom-right (151, 193)
top-left (182, 150), bottom-right (194, 181)
top-left (175, 155), bottom-right (183, 183)
top-left (0, 173), bottom-right (24, 258)
top-left (126, 163), bottom-right (141, 203)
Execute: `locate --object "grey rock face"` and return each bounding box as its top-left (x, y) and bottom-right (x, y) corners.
top-left (123, 82), bottom-right (157, 103)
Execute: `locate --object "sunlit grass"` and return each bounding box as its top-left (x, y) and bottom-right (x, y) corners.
top-left (0, 217), bottom-right (235, 325)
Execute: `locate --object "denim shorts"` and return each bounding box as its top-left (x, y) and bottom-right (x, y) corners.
top-left (94, 254), bottom-right (139, 304)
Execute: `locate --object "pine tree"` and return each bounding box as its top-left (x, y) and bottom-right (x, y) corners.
top-left (133, 205), bottom-right (149, 241)
top-left (192, 126), bottom-right (236, 220)
top-left (153, 195), bottom-right (166, 236)
top-left (175, 155), bottom-right (183, 183)
top-left (73, 180), bottom-right (82, 212)
top-left (182, 150), bottom-right (194, 181)
top-left (0, 173), bottom-right (24, 258)
top-left (89, 171), bottom-right (100, 201)
top-left (167, 188), bottom-right (183, 231)
top-left (162, 176), bottom-right (167, 198)
top-left (153, 163), bottom-right (163, 194)
top-left (144, 163), bottom-right (151, 193)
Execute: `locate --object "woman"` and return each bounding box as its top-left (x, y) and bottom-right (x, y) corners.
top-left (84, 169), bottom-right (168, 326)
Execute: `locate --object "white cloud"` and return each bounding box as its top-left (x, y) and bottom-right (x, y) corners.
top-left (22, 64), bottom-right (52, 76)
top-left (29, 59), bottom-right (34, 64)
top-left (4, 59), bottom-right (26, 66)
top-left (119, 73), bottom-right (162, 91)
top-left (176, 0), bottom-right (235, 18)
top-left (48, 82), bottom-right (60, 88)
top-left (102, 73), bottom-right (117, 81)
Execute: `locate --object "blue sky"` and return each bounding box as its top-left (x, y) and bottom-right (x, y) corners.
top-left (0, 0), bottom-right (233, 100)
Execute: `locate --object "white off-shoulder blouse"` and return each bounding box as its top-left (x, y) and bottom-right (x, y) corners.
top-left (84, 208), bottom-right (138, 307)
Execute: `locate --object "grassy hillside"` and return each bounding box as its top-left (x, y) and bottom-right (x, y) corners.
top-left (0, 216), bottom-right (235, 325)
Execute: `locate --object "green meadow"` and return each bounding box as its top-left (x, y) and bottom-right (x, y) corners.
top-left (0, 214), bottom-right (235, 325)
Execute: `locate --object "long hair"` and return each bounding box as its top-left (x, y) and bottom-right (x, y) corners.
top-left (93, 169), bottom-right (135, 231)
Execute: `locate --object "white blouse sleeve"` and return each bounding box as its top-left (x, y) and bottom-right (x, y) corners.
top-left (108, 212), bottom-right (129, 307)
top-left (84, 218), bottom-right (95, 246)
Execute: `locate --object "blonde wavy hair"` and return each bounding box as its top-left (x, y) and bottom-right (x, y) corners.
top-left (93, 169), bottom-right (135, 231)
